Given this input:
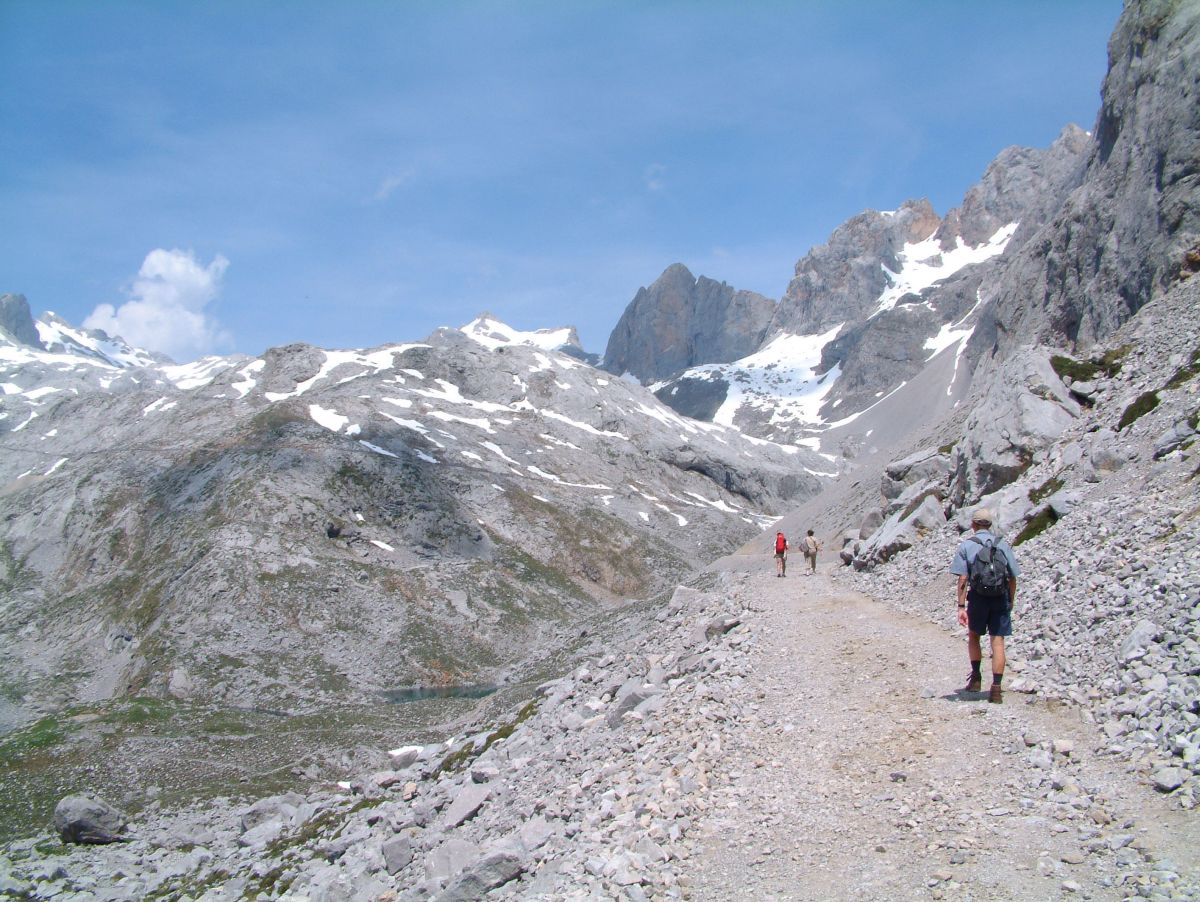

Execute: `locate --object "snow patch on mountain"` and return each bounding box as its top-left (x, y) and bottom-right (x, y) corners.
top-left (460, 315), bottom-right (579, 353)
top-left (162, 357), bottom-right (238, 390)
top-left (264, 347), bottom-right (423, 402)
top-left (873, 223), bottom-right (1017, 317)
top-left (36, 314), bottom-right (161, 369)
top-left (658, 325), bottom-right (844, 433)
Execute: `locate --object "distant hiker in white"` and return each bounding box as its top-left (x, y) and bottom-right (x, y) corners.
top-left (773, 531), bottom-right (788, 577)
top-left (950, 508), bottom-right (1020, 704)
top-left (802, 530), bottom-right (821, 574)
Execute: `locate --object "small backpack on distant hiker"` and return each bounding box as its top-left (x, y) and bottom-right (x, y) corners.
top-left (775, 534), bottom-right (787, 554)
top-left (968, 536), bottom-right (1011, 602)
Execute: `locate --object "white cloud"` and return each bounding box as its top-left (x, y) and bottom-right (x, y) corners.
top-left (84, 249), bottom-right (230, 362)
top-left (373, 167), bottom-right (418, 202)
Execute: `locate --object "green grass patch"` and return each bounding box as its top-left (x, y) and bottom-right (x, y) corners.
top-left (439, 698), bottom-right (539, 774)
top-left (1166, 347), bottom-right (1200, 390)
top-left (1051, 347), bottom-right (1127, 382)
top-left (101, 697), bottom-right (175, 726)
top-left (0, 715), bottom-right (68, 765)
top-left (1050, 356), bottom-right (1099, 382)
top-left (1028, 476), bottom-right (1065, 505)
top-left (1117, 391), bottom-right (1160, 430)
top-left (1014, 507), bottom-right (1059, 546)
top-left (937, 441), bottom-right (957, 456)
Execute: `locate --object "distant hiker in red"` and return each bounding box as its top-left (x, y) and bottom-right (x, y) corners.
top-left (773, 532), bottom-right (788, 577)
top-left (803, 530), bottom-right (821, 574)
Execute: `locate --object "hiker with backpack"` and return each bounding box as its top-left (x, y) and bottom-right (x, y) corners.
top-left (949, 508), bottom-right (1020, 703)
top-left (802, 530), bottom-right (821, 574)
top-left (773, 531), bottom-right (789, 577)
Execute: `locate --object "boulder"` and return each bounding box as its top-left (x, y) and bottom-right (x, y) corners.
top-left (1153, 419), bottom-right (1198, 459)
top-left (854, 495), bottom-right (946, 569)
top-left (1119, 620), bottom-right (1160, 663)
top-left (435, 848), bottom-right (526, 902)
top-left (607, 684), bottom-right (661, 727)
top-left (1046, 490), bottom-right (1084, 519)
top-left (952, 482), bottom-right (1034, 535)
top-left (240, 792), bottom-right (308, 833)
top-left (858, 509), bottom-right (883, 539)
top-left (883, 448), bottom-right (951, 498)
top-left (425, 837), bottom-right (480, 883)
top-left (382, 836), bottom-right (415, 875)
top-left (53, 795), bottom-right (129, 845)
top-left (1152, 768), bottom-right (1188, 793)
top-left (442, 783), bottom-right (491, 828)
top-left (950, 349), bottom-right (1081, 503)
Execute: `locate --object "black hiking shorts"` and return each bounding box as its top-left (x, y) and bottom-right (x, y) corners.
top-left (966, 591), bottom-right (1012, 637)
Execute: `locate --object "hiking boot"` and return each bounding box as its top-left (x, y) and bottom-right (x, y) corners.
top-left (964, 673), bottom-right (982, 693)
top-left (989, 684), bottom-right (1003, 704)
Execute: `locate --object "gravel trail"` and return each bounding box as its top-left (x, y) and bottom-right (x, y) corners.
top-left (682, 564), bottom-right (1200, 901)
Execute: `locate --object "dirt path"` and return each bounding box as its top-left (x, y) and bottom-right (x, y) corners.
top-left (680, 564), bottom-right (1200, 901)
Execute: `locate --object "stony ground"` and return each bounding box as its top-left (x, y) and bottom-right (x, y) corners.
top-left (682, 562), bottom-right (1200, 902)
top-left (3, 559), bottom-right (1198, 900)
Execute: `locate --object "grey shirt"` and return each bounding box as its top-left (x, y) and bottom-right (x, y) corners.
top-left (950, 529), bottom-right (1020, 579)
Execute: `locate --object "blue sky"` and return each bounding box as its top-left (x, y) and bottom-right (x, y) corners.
top-left (1, 1), bottom-right (1121, 362)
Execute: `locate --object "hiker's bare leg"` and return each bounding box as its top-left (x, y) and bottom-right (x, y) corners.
top-left (990, 635), bottom-right (1005, 677)
top-left (967, 631), bottom-right (982, 668)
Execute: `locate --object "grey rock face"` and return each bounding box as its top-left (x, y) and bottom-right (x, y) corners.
top-left (817, 304), bottom-right (942, 418)
top-left (382, 836), bottom-right (414, 875)
top-left (936, 125), bottom-right (1091, 250)
top-left (0, 294), bottom-right (43, 349)
top-left (1119, 620), bottom-right (1161, 663)
top-left (771, 199), bottom-right (941, 338)
top-left (645, 124), bottom-right (1091, 429)
top-left (982, 0), bottom-right (1200, 352)
top-left (52, 796), bottom-right (128, 845)
top-left (950, 349), bottom-right (1082, 503)
top-left (603, 263), bottom-right (775, 383)
top-left (854, 494), bottom-right (946, 570)
top-left (652, 373), bottom-right (730, 422)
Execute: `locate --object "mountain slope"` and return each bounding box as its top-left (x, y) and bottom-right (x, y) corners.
top-left (0, 311), bottom-right (829, 729)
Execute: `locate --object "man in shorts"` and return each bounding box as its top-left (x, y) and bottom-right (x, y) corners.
top-left (949, 508), bottom-right (1019, 703)
top-left (773, 532), bottom-right (788, 577)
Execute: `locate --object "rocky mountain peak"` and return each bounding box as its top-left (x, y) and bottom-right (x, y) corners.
top-left (936, 123), bottom-right (1091, 251)
top-left (459, 313), bottom-right (586, 357)
top-left (602, 264), bottom-right (776, 384)
top-left (34, 310), bottom-right (171, 368)
top-left (0, 294), bottom-right (43, 349)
